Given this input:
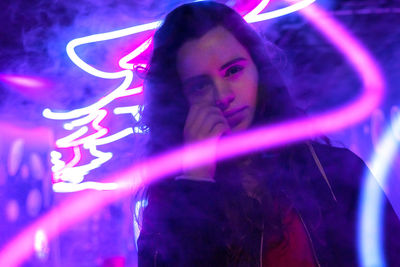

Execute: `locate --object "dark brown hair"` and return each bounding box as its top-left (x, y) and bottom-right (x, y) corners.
top-left (141, 1), bottom-right (298, 156)
top-left (139, 1), bottom-right (304, 265)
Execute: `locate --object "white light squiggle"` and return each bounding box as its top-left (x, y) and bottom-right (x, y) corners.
top-left (33, 230), bottom-right (48, 260)
top-left (119, 37), bottom-right (153, 70)
top-left (55, 127), bottom-right (88, 148)
top-left (94, 128), bottom-right (134, 146)
top-left (53, 181), bottom-right (119, 192)
top-left (50, 151), bottom-right (65, 173)
top-left (54, 147), bottom-right (112, 184)
top-left (64, 112), bottom-right (99, 130)
top-left (42, 80), bottom-right (140, 121)
top-left (244, 0), bottom-right (316, 23)
top-left (43, 0), bottom-right (315, 192)
top-left (66, 21), bottom-right (161, 79)
top-left (113, 105), bottom-right (141, 121)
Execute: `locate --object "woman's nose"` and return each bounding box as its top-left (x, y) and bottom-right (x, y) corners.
top-left (214, 82), bottom-right (235, 110)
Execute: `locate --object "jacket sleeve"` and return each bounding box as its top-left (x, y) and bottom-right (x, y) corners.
top-left (137, 179), bottom-right (228, 267)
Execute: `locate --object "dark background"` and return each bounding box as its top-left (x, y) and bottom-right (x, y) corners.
top-left (0, 0), bottom-right (399, 266)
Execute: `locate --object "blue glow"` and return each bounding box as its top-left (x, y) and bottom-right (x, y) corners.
top-left (133, 199), bottom-right (148, 250)
top-left (358, 113), bottom-right (400, 267)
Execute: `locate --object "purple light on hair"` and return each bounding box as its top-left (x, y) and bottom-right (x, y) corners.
top-left (0, 2), bottom-right (385, 266)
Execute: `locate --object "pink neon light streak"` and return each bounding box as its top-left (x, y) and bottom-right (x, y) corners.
top-left (243, 0), bottom-right (271, 21)
top-left (64, 147), bottom-right (82, 170)
top-left (55, 110), bottom-right (109, 148)
top-left (0, 74), bottom-right (47, 88)
top-left (119, 37), bottom-right (153, 70)
top-left (44, 0), bottom-right (312, 188)
top-left (0, 74), bottom-right (53, 103)
top-left (53, 146), bottom-right (82, 182)
top-left (0, 2), bottom-right (385, 266)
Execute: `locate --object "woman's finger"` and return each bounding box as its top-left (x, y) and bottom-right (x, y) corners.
top-left (184, 105), bottom-right (228, 141)
top-left (201, 113), bottom-right (230, 138)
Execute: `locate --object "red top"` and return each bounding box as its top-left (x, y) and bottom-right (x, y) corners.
top-left (263, 207), bottom-right (317, 267)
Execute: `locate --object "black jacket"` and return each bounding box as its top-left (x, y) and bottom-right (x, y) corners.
top-left (138, 144), bottom-right (400, 266)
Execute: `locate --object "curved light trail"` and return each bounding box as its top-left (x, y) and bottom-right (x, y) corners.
top-left (41, 0), bottom-right (318, 191)
top-left (0, 1), bottom-right (386, 266)
top-left (0, 74), bottom-right (48, 88)
top-left (358, 113), bottom-right (400, 267)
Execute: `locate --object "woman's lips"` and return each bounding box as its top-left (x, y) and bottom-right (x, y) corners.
top-left (224, 106), bottom-right (246, 118)
top-left (224, 107), bottom-right (247, 127)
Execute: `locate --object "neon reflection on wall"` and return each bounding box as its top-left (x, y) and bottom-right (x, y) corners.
top-left (0, 74), bottom-right (48, 88)
top-left (42, 0), bottom-right (315, 193)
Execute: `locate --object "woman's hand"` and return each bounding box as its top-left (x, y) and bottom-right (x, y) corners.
top-left (182, 104), bottom-right (230, 181)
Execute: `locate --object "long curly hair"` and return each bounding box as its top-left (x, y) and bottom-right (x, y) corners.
top-left (139, 1), bottom-right (308, 265)
top-left (141, 1), bottom-right (299, 155)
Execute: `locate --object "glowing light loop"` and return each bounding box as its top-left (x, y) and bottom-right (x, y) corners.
top-left (43, 0), bottom-right (318, 191)
top-left (0, 1), bottom-right (383, 266)
top-left (244, 0), bottom-right (316, 23)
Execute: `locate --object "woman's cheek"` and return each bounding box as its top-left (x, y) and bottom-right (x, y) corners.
top-left (188, 89), bottom-right (215, 106)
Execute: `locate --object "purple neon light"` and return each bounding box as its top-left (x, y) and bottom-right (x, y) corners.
top-left (44, 0), bottom-right (313, 189)
top-left (0, 2), bottom-right (385, 266)
top-left (0, 74), bottom-right (48, 88)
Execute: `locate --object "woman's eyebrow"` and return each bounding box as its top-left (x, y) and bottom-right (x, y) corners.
top-left (219, 57), bottom-right (247, 71)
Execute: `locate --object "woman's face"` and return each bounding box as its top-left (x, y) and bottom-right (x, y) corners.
top-left (176, 26), bottom-right (259, 132)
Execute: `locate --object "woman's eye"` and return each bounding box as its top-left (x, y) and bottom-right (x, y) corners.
top-left (188, 82), bottom-right (211, 95)
top-left (225, 65), bottom-right (244, 77)
top-left (191, 83), bottom-right (206, 92)
top-left (195, 84), bottom-right (206, 91)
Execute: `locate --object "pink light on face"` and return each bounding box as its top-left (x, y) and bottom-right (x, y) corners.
top-left (2, 1), bottom-right (387, 266)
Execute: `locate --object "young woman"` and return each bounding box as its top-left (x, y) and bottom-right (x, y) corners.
top-left (137, 2), bottom-right (400, 266)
